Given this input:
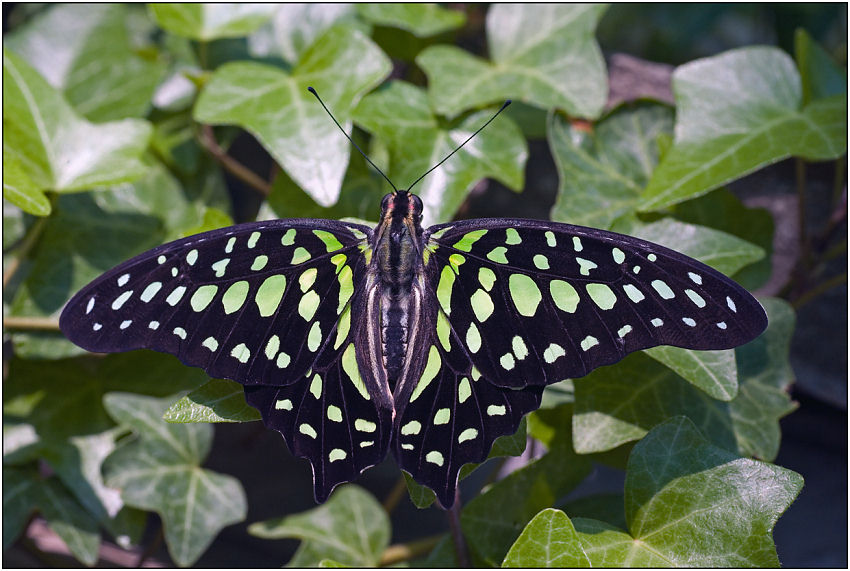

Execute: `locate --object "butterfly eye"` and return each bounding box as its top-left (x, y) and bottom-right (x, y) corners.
top-left (410, 194), bottom-right (423, 218)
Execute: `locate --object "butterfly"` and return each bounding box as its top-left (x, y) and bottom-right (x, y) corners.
top-left (59, 91), bottom-right (768, 508)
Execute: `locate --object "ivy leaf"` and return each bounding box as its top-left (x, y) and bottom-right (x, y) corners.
top-left (149, 4), bottom-right (277, 41)
top-left (357, 4), bottom-right (465, 37)
top-left (38, 478), bottom-right (103, 566)
top-left (3, 466), bottom-right (41, 549)
top-left (515, 419), bottom-right (802, 566)
top-left (461, 406), bottom-right (591, 566)
top-left (643, 346), bottom-right (737, 401)
top-left (549, 103), bottom-right (674, 229)
top-left (194, 26), bottom-right (390, 206)
top-left (3, 49), bottom-right (151, 200)
top-left (417, 4), bottom-right (607, 118)
top-left (352, 80), bottom-right (527, 226)
top-left (5, 4), bottom-right (166, 121)
top-left (641, 46), bottom-right (847, 210)
top-left (103, 392), bottom-right (247, 567)
top-left (3, 151), bottom-right (50, 216)
top-left (247, 5), bottom-right (359, 64)
top-left (502, 508), bottom-right (591, 567)
top-left (164, 378), bottom-right (262, 423)
top-left (618, 417), bottom-right (802, 566)
top-left (248, 485), bottom-right (390, 567)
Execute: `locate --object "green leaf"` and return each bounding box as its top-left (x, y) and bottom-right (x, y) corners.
top-left (357, 4), bottom-right (465, 37)
top-left (353, 80), bottom-right (527, 225)
top-left (194, 26), bottom-right (391, 207)
top-left (461, 406), bottom-right (591, 566)
top-left (3, 466), bottom-right (40, 549)
top-left (248, 485), bottom-right (390, 567)
top-left (728, 298), bottom-right (797, 461)
top-left (502, 508), bottom-right (591, 567)
top-left (641, 46), bottom-right (848, 210)
top-left (795, 28), bottom-right (847, 104)
top-left (164, 378), bottom-right (261, 423)
top-left (38, 477), bottom-right (102, 566)
top-left (149, 4), bottom-right (277, 41)
top-left (573, 353), bottom-right (739, 454)
top-left (247, 5), bottom-right (360, 65)
top-left (3, 151), bottom-right (50, 216)
top-left (643, 346), bottom-right (737, 401)
top-left (619, 417), bottom-right (802, 567)
top-left (3, 49), bottom-right (152, 195)
top-left (549, 103), bottom-right (674, 229)
top-left (417, 4), bottom-right (607, 118)
top-left (5, 4), bottom-right (166, 121)
top-left (103, 392), bottom-right (247, 567)
top-left (612, 217), bottom-right (765, 277)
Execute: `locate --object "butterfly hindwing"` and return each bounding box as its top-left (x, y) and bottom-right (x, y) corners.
top-left (425, 218), bottom-right (768, 390)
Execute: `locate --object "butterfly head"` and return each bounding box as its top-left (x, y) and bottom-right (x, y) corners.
top-left (381, 190), bottom-right (423, 224)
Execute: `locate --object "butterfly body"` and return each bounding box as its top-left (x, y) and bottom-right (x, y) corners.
top-left (60, 188), bottom-right (767, 507)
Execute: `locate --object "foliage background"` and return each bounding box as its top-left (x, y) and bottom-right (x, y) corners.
top-left (3, 3), bottom-right (846, 568)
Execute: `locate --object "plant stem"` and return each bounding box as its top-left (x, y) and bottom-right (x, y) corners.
top-left (446, 489), bottom-right (470, 567)
top-left (3, 316), bottom-right (60, 331)
top-left (792, 271), bottom-right (847, 310)
top-left (795, 158), bottom-right (809, 268)
top-left (137, 521), bottom-right (165, 567)
top-left (379, 534), bottom-right (443, 566)
top-left (382, 475), bottom-right (408, 514)
top-left (3, 214), bottom-right (48, 288)
top-left (197, 125), bottom-right (272, 196)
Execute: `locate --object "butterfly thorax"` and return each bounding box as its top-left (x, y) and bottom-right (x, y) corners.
top-left (373, 191), bottom-right (425, 388)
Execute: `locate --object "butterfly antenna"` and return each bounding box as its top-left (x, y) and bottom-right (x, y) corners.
top-left (406, 99), bottom-right (511, 192)
top-left (307, 87), bottom-right (399, 193)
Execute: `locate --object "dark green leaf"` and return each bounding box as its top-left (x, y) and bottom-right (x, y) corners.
top-left (3, 151), bottom-right (50, 216)
top-left (795, 28), bottom-right (847, 104)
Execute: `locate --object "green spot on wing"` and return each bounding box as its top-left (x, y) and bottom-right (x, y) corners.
top-left (550, 280), bottom-right (580, 313)
top-left (190, 284), bottom-right (218, 312)
top-left (452, 229), bottom-right (487, 252)
top-left (509, 273), bottom-right (542, 317)
top-left (291, 247), bottom-right (311, 264)
top-left (411, 346), bottom-right (441, 402)
top-left (342, 344), bottom-right (369, 400)
top-left (313, 229), bottom-right (344, 252)
top-left (586, 283), bottom-right (617, 310)
top-left (222, 281), bottom-right (249, 314)
top-left (487, 246), bottom-right (509, 264)
top-left (255, 275), bottom-right (286, 317)
top-left (281, 228), bottom-right (296, 246)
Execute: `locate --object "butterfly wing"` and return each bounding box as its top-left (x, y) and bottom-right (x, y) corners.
top-left (60, 219), bottom-right (393, 501)
top-left (391, 217), bottom-right (767, 506)
top-left (425, 218), bottom-right (767, 390)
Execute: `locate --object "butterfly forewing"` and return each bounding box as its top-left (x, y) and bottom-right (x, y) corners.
top-left (424, 218), bottom-right (768, 392)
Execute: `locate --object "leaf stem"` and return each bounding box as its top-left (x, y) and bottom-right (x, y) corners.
top-left (379, 534), bottom-right (443, 566)
top-left (3, 214), bottom-right (49, 288)
top-left (3, 316), bottom-right (60, 331)
top-left (446, 489), bottom-right (470, 567)
top-left (795, 158), bottom-right (809, 265)
top-left (381, 475), bottom-right (408, 514)
top-left (792, 271), bottom-right (847, 310)
top-left (197, 125), bottom-right (272, 196)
